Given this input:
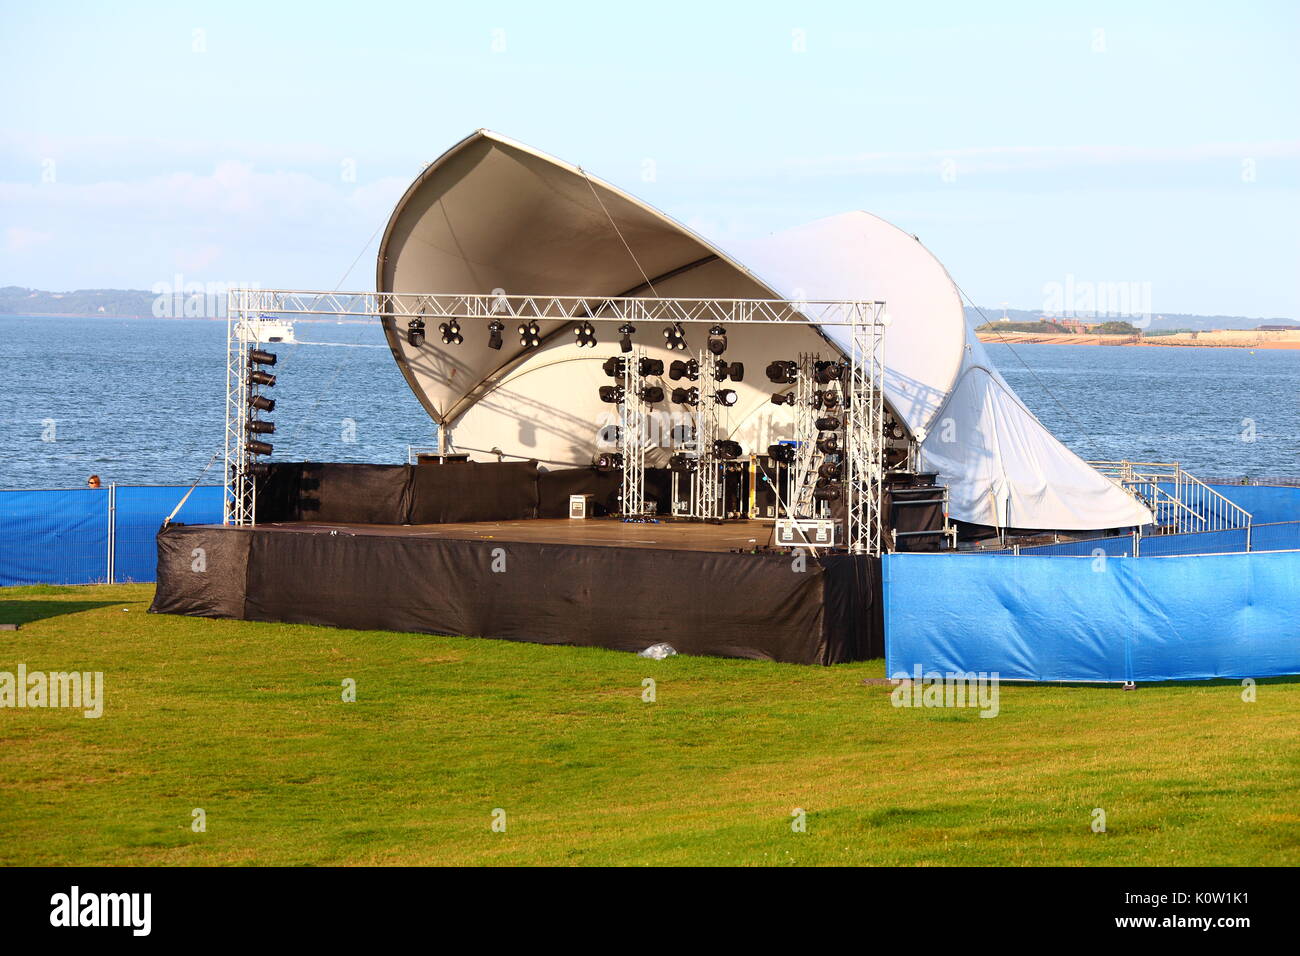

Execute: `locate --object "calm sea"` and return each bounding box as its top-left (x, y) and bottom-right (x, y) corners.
top-left (1, 314), bottom-right (1296, 489)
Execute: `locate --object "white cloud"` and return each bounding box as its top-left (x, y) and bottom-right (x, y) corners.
top-left (4, 226), bottom-right (52, 252)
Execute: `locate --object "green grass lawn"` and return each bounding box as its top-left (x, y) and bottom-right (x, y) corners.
top-left (1, 583), bottom-right (1296, 866)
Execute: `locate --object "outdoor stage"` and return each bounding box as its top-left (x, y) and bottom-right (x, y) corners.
top-left (151, 518), bottom-right (882, 665)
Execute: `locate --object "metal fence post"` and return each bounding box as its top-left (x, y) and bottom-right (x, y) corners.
top-left (107, 482), bottom-right (116, 584)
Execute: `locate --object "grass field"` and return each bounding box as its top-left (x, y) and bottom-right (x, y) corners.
top-left (1, 583), bottom-right (1296, 866)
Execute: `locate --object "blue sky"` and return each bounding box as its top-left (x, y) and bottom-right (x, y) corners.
top-left (2, 0), bottom-right (1297, 317)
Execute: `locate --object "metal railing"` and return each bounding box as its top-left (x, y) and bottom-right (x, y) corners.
top-left (1088, 460), bottom-right (1252, 533)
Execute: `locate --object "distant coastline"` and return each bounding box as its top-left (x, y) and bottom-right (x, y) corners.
top-left (977, 329), bottom-right (1300, 349)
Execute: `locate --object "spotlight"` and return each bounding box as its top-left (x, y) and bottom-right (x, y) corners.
top-left (713, 439), bottom-right (743, 460)
top-left (715, 389), bottom-right (738, 407)
top-left (602, 356), bottom-right (627, 378)
top-left (814, 390), bottom-right (839, 409)
top-left (249, 348), bottom-right (277, 367)
top-left (406, 319), bottom-right (425, 347)
top-left (668, 453), bottom-right (696, 473)
top-left (767, 443), bottom-right (796, 464)
top-left (707, 324), bottom-right (727, 355)
top-left (246, 439), bottom-right (274, 457)
top-left (618, 323), bottom-right (635, 353)
top-left (596, 452), bottom-right (624, 472)
top-left (816, 416), bottom-right (842, 431)
top-left (248, 395), bottom-right (275, 412)
top-left (439, 319), bottom-right (463, 345)
top-left (813, 360), bottom-right (845, 384)
top-left (813, 481), bottom-right (842, 502)
top-left (765, 360), bottom-right (797, 384)
top-left (671, 386), bottom-right (699, 406)
top-left (638, 357), bottom-right (665, 377)
top-left (818, 461), bottom-right (843, 481)
top-left (518, 321), bottom-right (541, 349)
top-left (885, 419), bottom-right (906, 440)
top-left (598, 385), bottom-right (625, 404)
top-left (669, 359), bottom-right (699, 381)
top-left (663, 322), bottom-right (688, 351)
top-left (248, 420), bottom-right (276, 435)
top-left (816, 434), bottom-right (839, 454)
top-left (770, 392), bottom-right (796, 406)
top-left (574, 321), bottom-right (598, 348)
top-left (488, 319), bottom-right (505, 351)
top-left (639, 385), bottom-right (665, 404)
top-left (715, 360), bottom-right (744, 382)
top-left (249, 370), bottom-right (276, 387)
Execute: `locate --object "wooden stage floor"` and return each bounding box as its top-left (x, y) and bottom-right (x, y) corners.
top-left (213, 518), bottom-right (780, 553)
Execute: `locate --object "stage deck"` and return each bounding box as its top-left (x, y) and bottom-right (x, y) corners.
top-left (195, 517), bottom-right (780, 553)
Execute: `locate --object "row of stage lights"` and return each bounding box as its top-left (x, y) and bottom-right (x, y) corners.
top-left (596, 356), bottom-right (743, 408)
top-left (406, 318), bottom-right (732, 356)
top-left (245, 348), bottom-right (278, 463)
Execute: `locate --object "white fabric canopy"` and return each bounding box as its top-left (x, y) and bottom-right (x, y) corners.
top-left (376, 130), bottom-right (1151, 531)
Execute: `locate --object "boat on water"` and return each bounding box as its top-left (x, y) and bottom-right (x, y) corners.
top-left (235, 316), bottom-right (297, 344)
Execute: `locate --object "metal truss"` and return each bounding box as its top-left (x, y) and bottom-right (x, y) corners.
top-left (692, 350), bottom-right (725, 520)
top-left (846, 321), bottom-right (886, 555)
top-left (228, 289), bottom-right (884, 328)
top-left (791, 352), bottom-right (820, 517)
top-left (619, 349), bottom-right (651, 518)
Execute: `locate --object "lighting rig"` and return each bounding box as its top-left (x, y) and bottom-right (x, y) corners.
top-left (600, 350), bottom-right (663, 518)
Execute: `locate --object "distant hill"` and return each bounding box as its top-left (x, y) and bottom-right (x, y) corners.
top-left (2, 286), bottom-right (1295, 331)
top-left (0, 286), bottom-right (157, 317)
top-left (965, 305), bottom-right (1298, 333)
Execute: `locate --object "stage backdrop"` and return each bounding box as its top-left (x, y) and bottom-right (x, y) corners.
top-left (884, 551), bottom-right (1300, 682)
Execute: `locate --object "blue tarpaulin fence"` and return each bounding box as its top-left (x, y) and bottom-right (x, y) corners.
top-left (884, 550), bottom-right (1300, 682)
top-left (0, 485), bottom-right (223, 586)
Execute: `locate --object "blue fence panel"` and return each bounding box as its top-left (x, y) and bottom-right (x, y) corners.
top-left (1251, 521), bottom-right (1300, 553)
top-left (1020, 534), bottom-right (1136, 557)
top-left (884, 551), bottom-right (1300, 682)
top-left (1140, 527), bottom-right (1249, 556)
top-left (0, 489), bottom-right (110, 586)
top-left (1209, 484), bottom-right (1300, 525)
top-left (114, 486), bottom-right (224, 582)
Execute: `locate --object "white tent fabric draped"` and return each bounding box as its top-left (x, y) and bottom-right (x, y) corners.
top-left (376, 129), bottom-right (1151, 531)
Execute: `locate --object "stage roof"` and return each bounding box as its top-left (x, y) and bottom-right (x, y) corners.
top-left (375, 129), bottom-right (1151, 531)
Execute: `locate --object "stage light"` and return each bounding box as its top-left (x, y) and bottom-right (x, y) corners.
top-left (713, 439), bottom-right (743, 460)
top-left (575, 321), bottom-right (598, 348)
top-left (818, 461), bottom-right (843, 481)
top-left (671, 386), bottom-right (699, 406)
top-left (596, 452), bottom-right (624, 472)
top-left (715, 360), bottom-right (744, 382)
top-left (639, 357), bottom-right (665, 377)
top-left (816, 434), bottom-right (839, 454)
top-left (602, 356), bottom-right (627, 378)
top-left (707, 324), bottom-right (727, 355)
top-left (715, 389), bottom-right (738, 407)
top-left (669, 359), bottom-right (699, 381)
top-left (249, 370), bottom-right (276, 387)
top-left (598, 385), bottom-right (625, 404)
top-left (813, 481), bottom-right (842, 502)
top-left (765, 360), bottom-right (797, 384)
top-left (814, 390), bottom-right (839, 409)
top-left (668, 453), bottom-right (696, 473)
top-left (816, 416), bottom-right (841, 431)
top-left (885, 419), bottom-right (906, 440)
top-left (518, 321), bottom-right (541, 348)
top-left (439, 320), bottom-right (464, 345)
top-left (488, 320), bottom-right (505, 351)
top-left (767, 443), bottom-right (796, 464)
top-left (248, 419), bottom-right (276, 435)
top-left (770, 392), bottom-right (796, 406)
top-left (248, 395), bottom-right (275, 413)
top-left (639, 385), bottom-right (665, 404)
top-left (663, 322), bottom-right (688, 351)
top-left (618, 323), bottom-right (635, 353)
top-left (406, 319), bottom-right (425, 347)
top-left (814, 360), bottom-right (845, 384)
top-left (246, 439), bottom-right (273, 457)
top-left (249, 348), bottom-right (277, 367)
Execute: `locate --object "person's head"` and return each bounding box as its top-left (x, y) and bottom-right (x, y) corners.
top-left (87, 475), bottom-right (102, 489)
